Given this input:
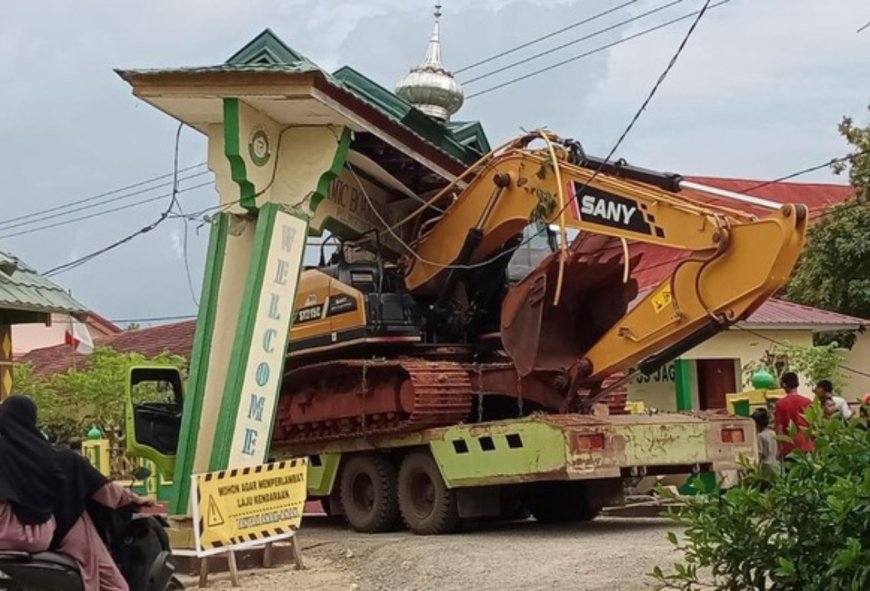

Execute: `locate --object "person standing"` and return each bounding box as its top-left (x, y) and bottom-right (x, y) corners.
top-left (774, 372), bottom-right (813, 458)
top-left (751, 407), bottom-right (779, 475)
top-left (813, 380), bottom-right (853, 420)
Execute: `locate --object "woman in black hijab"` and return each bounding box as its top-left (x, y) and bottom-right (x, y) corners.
top-left (0, 394), bottom-right (61, 552)
top-left (0, 395), bottom-right (149, 590)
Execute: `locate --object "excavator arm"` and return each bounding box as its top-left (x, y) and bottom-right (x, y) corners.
top-left (401, 133), bottom-right (807, 392)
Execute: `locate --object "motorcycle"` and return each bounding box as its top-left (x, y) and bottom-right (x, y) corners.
top-left (0, 467), bottom-right (180, 591)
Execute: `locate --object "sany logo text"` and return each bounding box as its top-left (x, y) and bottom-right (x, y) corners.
top-left (580, 195), bottom-right (637, 225)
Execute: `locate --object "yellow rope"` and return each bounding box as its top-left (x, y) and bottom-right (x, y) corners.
top-left (539, 132), bottom-right (569, 306)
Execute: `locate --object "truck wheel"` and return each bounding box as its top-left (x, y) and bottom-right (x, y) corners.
top-left (398, 451), bottom-right (458, 535)
top-left (339, 454), bottom-right (400, 533)
top-left (528, 482), bottom-right (599, 523)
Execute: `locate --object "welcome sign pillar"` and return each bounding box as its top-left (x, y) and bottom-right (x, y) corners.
top-left (118, 38), bottom-right (353, 514)
top-left (118, 28), bottom-right (479, 516)
top-left (170, 106), bottom-right (349, 514)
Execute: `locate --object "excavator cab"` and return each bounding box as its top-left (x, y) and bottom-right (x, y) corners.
top-left (124, 366), bottom-right (184, 480)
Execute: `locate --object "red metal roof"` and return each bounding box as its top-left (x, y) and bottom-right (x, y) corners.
top-left (739, 298), bottom-right (866, 329)
top-left (20, 320), bottom-right (196, 378)
top-left (682, 176), bottom-right (853, 221)
top-left (625, 177), bottom-right (855, 289)
top-left (630, 286), bottom-right (866, 330)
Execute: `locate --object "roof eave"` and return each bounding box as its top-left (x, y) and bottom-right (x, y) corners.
top-left (735, 322), bottom-right (865, 333)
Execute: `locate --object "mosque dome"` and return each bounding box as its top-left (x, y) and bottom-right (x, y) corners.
top-left (395, 4), bottom-right (464, 121)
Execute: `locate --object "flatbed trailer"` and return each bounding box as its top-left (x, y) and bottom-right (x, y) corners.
top-left (274, 412), bottom-right (757, 534)
top-left (125, 366), bottom-right (756, 535)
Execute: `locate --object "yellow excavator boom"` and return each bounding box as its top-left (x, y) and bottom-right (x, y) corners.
top-left (400, 133), bottom-right (808, 390)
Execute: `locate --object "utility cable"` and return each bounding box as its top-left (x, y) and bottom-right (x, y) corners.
top-left (43, 127), bottom-right (210, 278)
top-left (1, 163), bottom-right (206, 229)
top-left (462, 0), bottom-right (684, 85)
top-left (110, 314), bottom-right (198, 324)
top-left (0, 170), bottom-right (210, 233)
top-left (738, 149), bottom-right (870, 194)
top-left (168, 123), bottom-right (201, 309)
top-left (735, 325), bottom-right (870, 381)
top-left (467, 0), bottom-right (728, 100)
top-left (0, 181), bottom-right (212, 241)
top-left (455, 0), bottom-right (642, 74)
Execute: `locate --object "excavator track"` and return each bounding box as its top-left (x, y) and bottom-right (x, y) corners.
top-left (272, 359), bottom-right (473, 445)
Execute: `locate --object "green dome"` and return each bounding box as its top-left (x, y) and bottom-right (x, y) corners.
top-left (87, 425), bottom-right (103, 440)
top-left (751, 369), bottom-right (777, 390)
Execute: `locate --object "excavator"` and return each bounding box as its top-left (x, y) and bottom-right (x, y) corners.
top-left (272, 131), bottom-right (808, 447)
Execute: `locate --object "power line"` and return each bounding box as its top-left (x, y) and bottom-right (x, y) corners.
top-left (168, 123), bottom-right (201, 309)
top-left (857, 19), bottom-right (870, 33)
top-left (41, 173), bottom-right (213, 278)
top-left (467, 0), bottom-right (728, 100)
top-left (455, 0), bottom-right (642, 74)
top-left (462, 0), bottom-right (684, 85)
top-left (40, 124), bottom-right (324, 278)
top-left (735, 325), bottom-right (870, 381)
top-left (111, 314), bottom-right (197, 324)
top-left (0, 170), bottom-right (211, 233)
top-left (2, 162), bottom-right (206, 228)
top-left (738, 149), bottom-right (870, 194)
top-left (0, 181), bottom-right (213, 241)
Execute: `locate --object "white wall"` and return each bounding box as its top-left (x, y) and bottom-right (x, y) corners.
top-left (686, 329), bottom-right (814, 397)
top-left (627, 329), bottom-right (817, 407)
top-left (629, 361), bottom-right (678, 411)
top-left (842, 332), bottom-right (870, 401)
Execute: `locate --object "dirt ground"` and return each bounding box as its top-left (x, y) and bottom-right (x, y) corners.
top-left (195, 516), bottom-right (682, 591)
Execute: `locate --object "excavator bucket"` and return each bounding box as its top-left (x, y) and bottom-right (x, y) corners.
top-left (501, 234), bottom-right (640, 377)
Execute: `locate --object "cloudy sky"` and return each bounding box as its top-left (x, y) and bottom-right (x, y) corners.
top-left (1, 0), bottom-right (868, 326)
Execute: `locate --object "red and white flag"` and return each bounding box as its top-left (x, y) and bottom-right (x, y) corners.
top-left (64, 316), bottom-right (93, 355)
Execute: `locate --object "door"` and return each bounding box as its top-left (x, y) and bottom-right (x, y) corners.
top-left (696, 359), bottom-right (737, 410)
top-left (125, 366), bottom-right (184, 480)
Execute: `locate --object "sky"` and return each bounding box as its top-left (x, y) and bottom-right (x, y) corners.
top-left (1, 0), bottom-right (868, 327)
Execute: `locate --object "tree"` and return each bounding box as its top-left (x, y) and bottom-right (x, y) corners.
top-left (741, 341), bottom-right (848, 392)
top-left (13, 346), bottom-right (186, 476)
top-left (652, 410), bottom-right (870, 590)
top-left (787, 107), bottom-right (870, 318)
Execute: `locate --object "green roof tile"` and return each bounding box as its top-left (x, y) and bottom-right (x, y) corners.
top-left (118, 31), bottom-right (491, 170)
top-left (226, 29), bottom-right (311, 66)
top-left (331, 65), bottom-right (488, 165)
top-left (0, 252), bottom-right (87, 315)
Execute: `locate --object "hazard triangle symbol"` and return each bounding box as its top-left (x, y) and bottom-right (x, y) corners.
top-left (206, 496), bottom-right (225, 528)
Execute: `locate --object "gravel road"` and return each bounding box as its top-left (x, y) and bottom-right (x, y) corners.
top-left (197, 516), bottom-right (681, 591)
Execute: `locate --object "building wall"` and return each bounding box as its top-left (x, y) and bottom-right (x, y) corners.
top-left (630, 362), bottom-right (678, 411)
top-left (11, 314), bottom-right (116, 355)
top-left (627, 328), bottom-right (816, 408)
top-left (843, 332), bottom-right (870, 400)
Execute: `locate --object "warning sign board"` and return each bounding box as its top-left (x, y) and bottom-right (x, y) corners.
top-left (650, 283), bottom-right (673, 315)
top-left (191, 459), bottom-right (307, 556)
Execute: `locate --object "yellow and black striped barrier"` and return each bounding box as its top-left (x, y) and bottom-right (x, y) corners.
top-left (192, 458), bottom-right (307, 557)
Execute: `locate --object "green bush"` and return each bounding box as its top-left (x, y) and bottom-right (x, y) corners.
top-left (741, 342), bottom-right (848, 393)
top-left (13, 347), bottom-right (186, 476)
top-left (652, 406), bottom-right (870, 590)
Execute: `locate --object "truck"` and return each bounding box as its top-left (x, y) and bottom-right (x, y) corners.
top-left (124, 132), bottom-right (807, 534)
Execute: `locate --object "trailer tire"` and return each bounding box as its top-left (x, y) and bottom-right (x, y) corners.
top-left (339, 454), bottom-right (400, 533)
top-left (528, 482), bottom-right (600, 524)
top-left (398, 451), bottom-right (458, 535)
